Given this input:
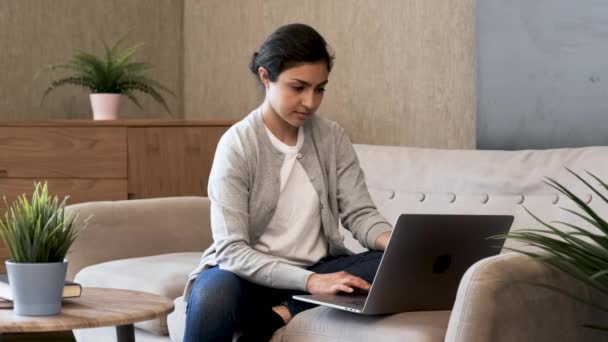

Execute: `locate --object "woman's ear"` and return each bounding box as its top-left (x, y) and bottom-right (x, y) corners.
top-left (258, 67), bottom-right (270, 89)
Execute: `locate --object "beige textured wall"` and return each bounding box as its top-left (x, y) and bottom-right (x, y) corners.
top-left (1, 0), bottom-right (475, 147)
top-left (0, 0), bottom-right (183, 120)
top-left (184, 0), bottom-right (475, 148)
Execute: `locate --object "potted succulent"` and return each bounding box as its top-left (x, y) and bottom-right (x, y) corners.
top-left (0, 182), bottom-right (82, 316)
top-left (41, 37), bottom-right (174, 120)
top-left (499, 169), bottom-right (608, 330)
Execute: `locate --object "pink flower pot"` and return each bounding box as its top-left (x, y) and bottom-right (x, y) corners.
top-left (90, 94), bottom-right (121, 120)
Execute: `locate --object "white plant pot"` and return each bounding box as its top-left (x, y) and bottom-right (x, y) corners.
top-left (6, 260), bottom-right (68, 316)
top-left (90, 93), bottom-right (121, 120)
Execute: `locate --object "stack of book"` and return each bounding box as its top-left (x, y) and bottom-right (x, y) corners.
top-left (0, 274), bottom-right (82, 309)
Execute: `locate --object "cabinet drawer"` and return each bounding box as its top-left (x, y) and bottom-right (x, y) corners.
top-left (0, 127), bottom-right (127, 178)
top-left (0, 178), bottom-right (128, 214)
top-left (127, 126), bottom-right (227, 198)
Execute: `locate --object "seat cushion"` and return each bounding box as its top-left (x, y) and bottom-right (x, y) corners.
top-left (277, 307), bottom-right (450, 342)
top-left (168, 296), bottom-right (187, 342)
top-left (169, 295), bottom-right (449, 342)
top-left (74, 326), bottom-right (171, 342)
top-left (74, 252), bottom-right (201, 336)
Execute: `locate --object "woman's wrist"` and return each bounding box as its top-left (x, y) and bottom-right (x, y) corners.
top-left (306, 273), bottom-right (319, 293)
top-left (374, 231), bottom-right (391, 251)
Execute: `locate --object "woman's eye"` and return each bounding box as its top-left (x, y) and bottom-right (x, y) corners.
top-left (291, 86), bottom-right (304, 92)
top-left (316, 88), bottom-right (326, 93)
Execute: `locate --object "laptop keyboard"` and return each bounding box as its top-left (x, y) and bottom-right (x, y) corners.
top-left (329, 294), bottom-right (367, 310)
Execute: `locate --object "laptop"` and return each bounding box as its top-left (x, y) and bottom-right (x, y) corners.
top-left (293, 213), bottom-right (514, 315)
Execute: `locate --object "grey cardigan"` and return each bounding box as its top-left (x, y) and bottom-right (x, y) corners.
top-left (185, 108), bottom-right (392, 298)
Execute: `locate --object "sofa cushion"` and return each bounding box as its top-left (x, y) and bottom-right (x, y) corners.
top-left (74, 326), bottom-right (171, 342)
top-left (169, 296), bottom-right (449, 342)
top-left (276, 307), bottom-right (450, 342)
top-left (168, 297), bottom-right (187, 342)
top-left (74, 252), bottom-right (201, 336)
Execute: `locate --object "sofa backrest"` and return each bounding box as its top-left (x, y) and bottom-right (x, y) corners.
top-left (64, 144), bottom-right (608, 277)
top-left (343, 144), bottom-right (608, 253)
top-left (65, 197), bottom-right (211, 280)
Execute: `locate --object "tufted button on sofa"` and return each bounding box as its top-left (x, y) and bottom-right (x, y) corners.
top-left (65, 144), bottom-right (608, 342)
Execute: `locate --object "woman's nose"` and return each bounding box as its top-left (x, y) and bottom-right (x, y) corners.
top-left (302, 90), bottom-right (318, 110)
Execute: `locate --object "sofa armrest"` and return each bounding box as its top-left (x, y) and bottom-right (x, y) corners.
top-left (65, 196), bottom-right (211, 280)
top-left (445, 252), bottom-right (607, 342)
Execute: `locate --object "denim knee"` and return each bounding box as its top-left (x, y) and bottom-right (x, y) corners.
top-left (184, 267), bottom-right (246, 342)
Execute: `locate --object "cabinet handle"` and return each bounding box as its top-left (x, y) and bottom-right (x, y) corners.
top-left (0, 169), bottom-right (7, 177)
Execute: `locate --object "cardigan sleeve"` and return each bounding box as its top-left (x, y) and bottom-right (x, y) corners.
top-left (207, 134), bottom-right (313, 291)
top-left (334, 127), bottom-right (392, 249)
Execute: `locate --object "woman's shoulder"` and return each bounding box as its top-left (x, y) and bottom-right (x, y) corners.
top-left (216, 108), bottom-right (264, 161)
top-left (309, 113), bottom-right (344, 135)
top-left (308, 113), bottom-right (348, 148)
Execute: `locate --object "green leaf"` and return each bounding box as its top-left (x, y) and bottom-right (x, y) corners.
top-left (123, 91), bottom-right (143, 110)
top-left (117, 80), bottom-right (172, 115)
top-left (585, 170), bottom-right (608, 204)
top-left (590, 269), bottom-right (608, 281)
top-left (503, 169), bottom-right (608, 325)
top-left (39, 36), bottom-right (173, 114)
top-left (0, 181), bottom-right (87, 263)
top-left (42, 77), bottom-right (95, 103)
top-left (544, 176), bottom-right (608, 234)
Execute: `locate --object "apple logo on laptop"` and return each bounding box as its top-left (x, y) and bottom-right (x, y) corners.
top-left (433, 254), bottom-right (452, 274)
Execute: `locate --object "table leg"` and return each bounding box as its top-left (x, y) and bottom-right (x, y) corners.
top-left (116, 324), bottom-right (135, 342)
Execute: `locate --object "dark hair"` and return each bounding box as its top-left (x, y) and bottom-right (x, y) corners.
top-left (249, 23), bottom-right (334, 83)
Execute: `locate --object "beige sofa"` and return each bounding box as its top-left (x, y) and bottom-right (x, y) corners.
top-left (65, 144), bottom-right (608, 342)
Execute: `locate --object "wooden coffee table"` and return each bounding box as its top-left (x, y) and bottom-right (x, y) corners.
top-left (0, 287), bottom-right (174, 342)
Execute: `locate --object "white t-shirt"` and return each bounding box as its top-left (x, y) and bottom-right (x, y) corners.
top-left (253, 126), bottom-right (328, 266)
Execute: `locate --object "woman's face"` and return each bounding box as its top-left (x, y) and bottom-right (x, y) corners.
top-left (262, 61), bottom-right (329, 128)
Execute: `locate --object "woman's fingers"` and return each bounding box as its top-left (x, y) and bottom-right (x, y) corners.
top-left (307, 272), bottom-right (372, 294)
top-left (331, 275), bottom-right (370, 294)
top-left (341, 275), bottom-right (371, 291)
top-left (334, 284), bottom-right (353, 293)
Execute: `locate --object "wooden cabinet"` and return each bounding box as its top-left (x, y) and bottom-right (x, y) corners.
top-left (127, 126), bottom-right (227, 199)
top-left (0, 120), bottom-right (233, 272)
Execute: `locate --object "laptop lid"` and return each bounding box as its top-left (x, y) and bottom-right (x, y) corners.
top-left (360, 213), bottom-right (513, 314)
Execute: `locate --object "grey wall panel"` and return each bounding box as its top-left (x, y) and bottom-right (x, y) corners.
top-left (477, 0), bottom-right (608, 150)
top-left (0, 0), bottom-right (183, 120)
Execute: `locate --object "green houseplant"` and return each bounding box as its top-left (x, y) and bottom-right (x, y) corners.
top-left (499, 169), bottom-right (608, 330)
top-left (41, 37), bottom-right (174, 120)
top-left (0, 182), bottom-right (82, 316)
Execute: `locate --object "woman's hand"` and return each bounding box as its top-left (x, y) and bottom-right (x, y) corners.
top-left (306, 272), bottom-right (371, 295)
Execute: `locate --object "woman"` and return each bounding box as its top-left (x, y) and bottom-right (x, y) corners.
top-left (184, 23), bottom-right (392, 342)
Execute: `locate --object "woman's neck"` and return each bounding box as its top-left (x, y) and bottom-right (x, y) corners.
top-left (261, 102), bottom-right (299, 146)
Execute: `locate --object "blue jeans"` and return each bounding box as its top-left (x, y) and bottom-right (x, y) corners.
top-left (183, 250), bottom-right (383, 342)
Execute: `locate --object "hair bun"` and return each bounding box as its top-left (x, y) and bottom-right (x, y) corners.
top-left (249, 52), bottom-right (260, 74)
